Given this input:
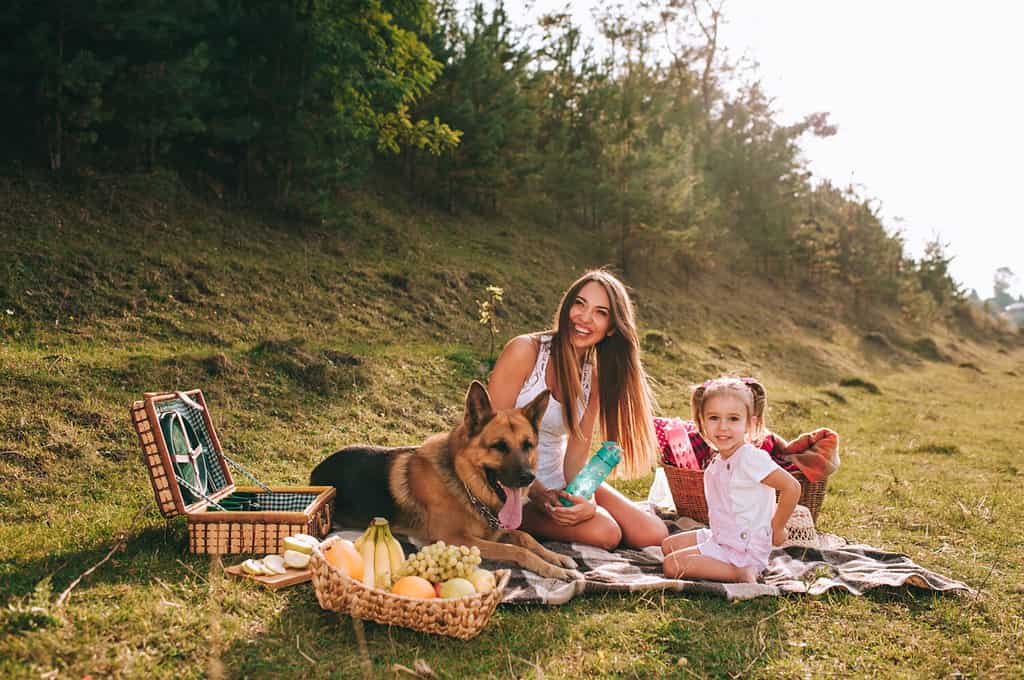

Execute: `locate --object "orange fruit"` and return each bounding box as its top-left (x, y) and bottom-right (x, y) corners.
top-left (390, 575), bottom-right (437, 599)
top-left (323, 539), bottom-right (363, 581)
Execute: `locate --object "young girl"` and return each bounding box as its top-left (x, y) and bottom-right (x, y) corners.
top-left (662, 376), bottom-right (801, 582)
top-left (487, 269), bottom-right (668, 550)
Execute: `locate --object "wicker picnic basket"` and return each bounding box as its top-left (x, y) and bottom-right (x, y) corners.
top-left (130, 389), bottom-right (335, 555)
top-left (310, 535), bottom-right (510, 640)
top-left (663, 464), bottom-right (827, 524)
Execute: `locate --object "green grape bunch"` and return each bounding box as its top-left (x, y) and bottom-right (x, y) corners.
top-left (396, 541), bottom-right (482, 583)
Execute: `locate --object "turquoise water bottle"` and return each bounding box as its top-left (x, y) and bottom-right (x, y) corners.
top-left (559, 441), bottom-right (622, 507)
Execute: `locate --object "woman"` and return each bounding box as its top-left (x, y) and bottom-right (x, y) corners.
top-left (487, 269), bottom-right (668, 549)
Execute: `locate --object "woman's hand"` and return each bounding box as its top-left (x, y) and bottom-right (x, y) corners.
top-left (543, 490), bottom-right (597, 526)
top-left (531, 488), bottom-right (562, 518)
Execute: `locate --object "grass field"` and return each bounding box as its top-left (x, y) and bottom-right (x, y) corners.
top-left (1, 173), bottom-right (1022, 678)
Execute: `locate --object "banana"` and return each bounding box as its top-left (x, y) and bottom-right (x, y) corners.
top-left (380, 520), bottom-right (405, 575)
top-left (353, 518), bottom-right (376, 552)
top-left (374, 521), bottom-right (392, 590)
top-left (359, 524), bottom-right (378, 587)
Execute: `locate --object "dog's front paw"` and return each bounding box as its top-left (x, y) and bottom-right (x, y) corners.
top-left (541, 565), bottom-right (584, 581)
top-left (564, 568), bottom-right (584, 581)
top-left (554, 554), bottom-right (577, 569)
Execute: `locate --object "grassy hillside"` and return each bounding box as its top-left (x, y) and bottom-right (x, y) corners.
top-left (1, 172), bottom-right (1022, 678)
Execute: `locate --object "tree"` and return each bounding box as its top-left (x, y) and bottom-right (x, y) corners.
top-left (0, 0), bottom-right (458, 201)
top-left (916, 237), bottom-right (963, 308)
top-left (105, 0), bottom-right (212, 170)
top-left (993, 266), bottom-right (1016, 310)
top-left (410, 1), bottom-right (534, 212)
top-left (0, 0), bottom-right (120, 171)
top-left (200, 0), bottom-right (458, 200)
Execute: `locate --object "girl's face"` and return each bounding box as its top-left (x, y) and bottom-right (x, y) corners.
top-left (702, 393), bottom-right (751, 457)
top-left (567, 281), bottom-right (613, 354)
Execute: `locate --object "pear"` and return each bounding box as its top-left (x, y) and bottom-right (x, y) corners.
top-left (438, 577), bottom-right (476, 599)
top-left (466, 568), bottom-right (496, 594)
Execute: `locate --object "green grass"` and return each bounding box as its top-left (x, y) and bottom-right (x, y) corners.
top-left (2, 172), bottom-right (1023, 678)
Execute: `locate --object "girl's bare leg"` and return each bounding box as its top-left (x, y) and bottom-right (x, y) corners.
top-left (663, 545), bottom-right (758, 583)
top-left (661, 529), bottom-right (700, 555)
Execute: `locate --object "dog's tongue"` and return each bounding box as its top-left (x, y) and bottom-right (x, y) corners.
top-left (497, 483), bottom-right (523, 529)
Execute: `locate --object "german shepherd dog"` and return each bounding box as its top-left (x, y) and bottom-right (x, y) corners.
top-left (310, 381), bottom-right (581, 580)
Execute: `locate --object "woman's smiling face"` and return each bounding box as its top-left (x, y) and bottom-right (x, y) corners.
top-left (567, 281), bottom-right (613, 354)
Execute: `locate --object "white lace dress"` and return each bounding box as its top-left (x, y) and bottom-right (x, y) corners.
top-left (514, 335), bottom-right (593, 490)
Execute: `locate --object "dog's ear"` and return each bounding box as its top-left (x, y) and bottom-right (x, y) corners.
top-left (464, 380), bottom-right (494, 435)
top-left (520, 389), bottom-right (550, 434)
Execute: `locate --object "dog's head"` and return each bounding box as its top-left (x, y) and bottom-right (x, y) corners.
top-left (456, 380), bottom-right (549, 528)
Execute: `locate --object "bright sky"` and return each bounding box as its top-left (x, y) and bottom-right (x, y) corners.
top-left (509, 1), bottom-right (1024, 298)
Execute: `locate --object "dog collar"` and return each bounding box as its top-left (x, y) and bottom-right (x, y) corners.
top-left (461, 479), bottom-right (502, 530)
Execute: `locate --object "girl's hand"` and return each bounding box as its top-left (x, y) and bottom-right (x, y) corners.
top-left (772, 525), bottom-right (789, 547)
top-left (546, 491), bottom-right (597, 526)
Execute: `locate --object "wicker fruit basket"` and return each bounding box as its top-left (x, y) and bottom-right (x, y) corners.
top-left (310, 536), bottom-right (510, 640)
top-left (663, 464), bottom-right (827, 524)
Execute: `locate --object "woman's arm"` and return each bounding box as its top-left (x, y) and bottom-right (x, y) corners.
top-left (487, 335), bottom-right (549, 501)
top-left (761, 468), bottom-right (801, 546)
top-left (546, 377), bottom-right (601, 526)
top-left (562, 385), bottom-right (600, 483)
top-left (486, 335), bottom-right (539, 410)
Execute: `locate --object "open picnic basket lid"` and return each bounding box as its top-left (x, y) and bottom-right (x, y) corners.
top-left (132, 389), bottom-right (239, 517)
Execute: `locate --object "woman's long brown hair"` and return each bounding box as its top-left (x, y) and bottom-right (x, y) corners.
top-left (544, 269), bottom-right (658, 479)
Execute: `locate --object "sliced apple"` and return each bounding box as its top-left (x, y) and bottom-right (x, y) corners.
top-left (283, 534), bottom-right (319, 555)
top-left (262, 554), bottom-right (287, 575)
top-left (241, 558), bottom-right (265, 576)
top-left (283, 549), bottom-right (311, 569)
top-left (291, 533), bottom-right (320, 546)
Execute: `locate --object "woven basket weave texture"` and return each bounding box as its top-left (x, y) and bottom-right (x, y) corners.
top-left (664, 464), bottom-right (827, 523)
top-left (311, 536), bottom-right (509, 640)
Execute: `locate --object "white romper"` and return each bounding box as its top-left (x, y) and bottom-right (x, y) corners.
top-left (696, 443), bottom-right (780, 570)
top-left (514, 335), bottom-right (593, 491)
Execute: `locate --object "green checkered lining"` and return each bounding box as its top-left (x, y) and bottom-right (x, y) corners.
top-left (153, 395), bottom-right (315, 512)
top-left (156, 396), bottom-right (314, 513)
top-left (155, 397), bottom-right (229, 492)
top-left (205, 491), bottom-right (318, 513)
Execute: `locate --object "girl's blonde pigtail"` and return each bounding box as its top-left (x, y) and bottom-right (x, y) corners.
top-left (690, 384), bottom-right (708, 439)
top-left (744, 378), bottom-right (769, 443)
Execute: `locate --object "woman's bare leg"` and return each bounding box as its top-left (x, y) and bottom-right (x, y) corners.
top-left (594, 483), bottom-right (669, 548)
top-left (520, 502), bottom-right (622, 551)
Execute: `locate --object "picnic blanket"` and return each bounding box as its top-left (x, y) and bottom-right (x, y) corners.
top-left (331, 519), bottom-right (973, 604)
